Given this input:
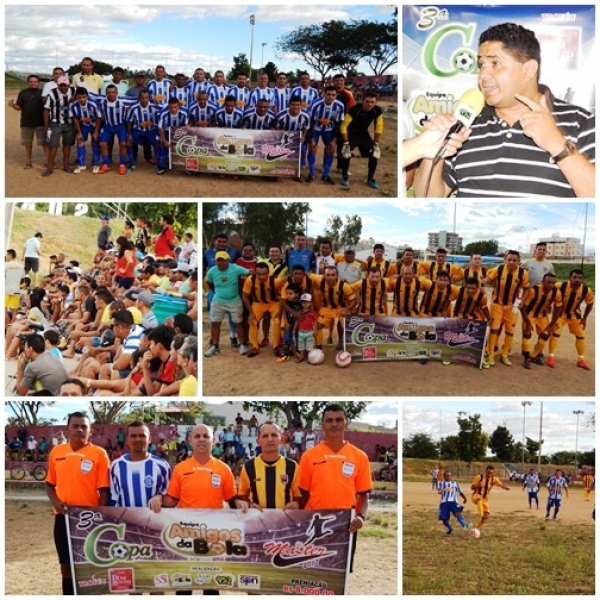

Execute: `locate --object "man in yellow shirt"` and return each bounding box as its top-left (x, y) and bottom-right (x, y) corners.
top-left (471, 465), bottom-right (510, 529)
top-left (71, 57), bottom-right (104, 93)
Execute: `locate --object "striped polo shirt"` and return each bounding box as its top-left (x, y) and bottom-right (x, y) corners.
top-left (443, 85), bottom-right (595, 197)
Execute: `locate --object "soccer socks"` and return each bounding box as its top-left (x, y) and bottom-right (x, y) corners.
top-left (549, 335), bottom-right (560, 355)
top-left (323, 153), bottom-right (333, 177)
top-left (443, 520), bottom-right (452, 533)
top-left (487, 331), bottom-right (499, 357)
top-left (553, 506), bottom-right (559, 518)
top-left (522, 336), bottom-right (532, 354)
top-left (575, 337), bottom-right (586, 357)
top-left (119, 153), bottom-right (126, 165)
top-left (102, 154), bottom-right (110, 165)
top-left (367, 156), bottom-right (378, 180)
top-left (501, 332), bottom-right (514, 356)
top-left (531, 338), bottom-right (546, 358)
top-left (456, 514), bottom-right (467, 528)
top-left (77, 146), bottom-right (86, 166)
top-left (127, 147), bottom-right (136, 166)
top-left (307, 152), bottom-right (316, 176)
top-left (476, 499), bottom-right (484, 517)
top-left (91, 140), bottom-right (101, 165)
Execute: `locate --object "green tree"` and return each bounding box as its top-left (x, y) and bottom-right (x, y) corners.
top-left (457, 412), bottom-right (487, 464)
top-left (461, 240), bottom-right (500, 257)
top-left (525, 437), bottom-right (540, 457)
top-left (235, 401), bottom-right (370, 430)
top-left (227, 53), bottom-right (251, 81)
top-left (67, 60), bottom-right (114, 76)
top-left (440, 435), bottom-right (460, 460)
top-left (402, 433), bottom-right (438, 459)
top-left (323, 214), bottom-right (363, 252)
top-left (550, 450), bottom-right (577, 465)
top-left (6, 401), bottom-right (56, 426)
top-left (579, 450), bottom-right (595, 467)
top-left (202, 202), bottom-right (235, 250)
top-left (88, 402), bottom-right (129, 424)
top-left (488, 425), bottom-right (515, 461)
top-left (261, 61), bottom-right (279, 82)
top-left (116, 402), bottom-right (210, 425)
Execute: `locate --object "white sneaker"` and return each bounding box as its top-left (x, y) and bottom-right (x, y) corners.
top-left (73, 165), bottom-right (87, 174)
top-left (239, 344), bottom-right (249, 355)
top-left (92, 165), bottom-right (100, 174)
top-left (204, 344), bottom-right (220, 357)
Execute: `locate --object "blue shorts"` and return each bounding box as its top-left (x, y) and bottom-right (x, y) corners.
top-left (80, 124), bottom-right (98, 143)
top-left (131, 129), bottom-right (159, 146)
top-left (438, 501), bottom-right (463, 521)
top-left (312, 130), bottom-right (335, 146)
top-left (528, 491), bottom-right (539, 500)
top-left (547, 498), bottom-right (561, 509)
top-left (100, 123), bottom-right (127, 143)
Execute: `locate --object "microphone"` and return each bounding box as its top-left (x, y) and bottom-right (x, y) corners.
top-left (431, 89), bottom-right (485, 164)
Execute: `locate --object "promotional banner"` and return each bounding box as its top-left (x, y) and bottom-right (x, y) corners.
top-left (67, 507), bottom-right (352, 595)
top-left (344, 314), bottom-right (487, 367)
top-left (169, 126), bottom-right (301, 177)
top-left (403, 5), bottom-right (595, 131)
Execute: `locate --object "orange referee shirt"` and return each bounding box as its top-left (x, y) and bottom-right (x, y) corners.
top-left (168, 456), bottom-right (236, 508)
top-left (299, 440), bottom-right (372, 509)
top-left (46, 442), bottom-right (110, 508)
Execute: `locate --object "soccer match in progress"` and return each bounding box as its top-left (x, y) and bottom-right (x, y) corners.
top-left (402, 400), bottom-right (595, 595)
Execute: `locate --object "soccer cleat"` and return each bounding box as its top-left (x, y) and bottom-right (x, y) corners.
top-left (523, 357), bottom-right (532, 370)
top-left (367, 178), bottom-right (379, 189)
top-left (230, 337), bottom-right (239, 349)
top-left (486, 355), bottom-right (495, 367)
top-left (129, 164), bottom-right (137, 171)
top-left (322, 175), bottom-right (335, 185)
top-left (462, 522), bottom-right (472, 530)
top-left (327, 337), bottom-right (333, 347)
top-left (532, 355), bottom-right (545, 365)
top-left (577, 359), bottom-right (591, 371)
top-left (547, 356), bottom-right (556, 368)
top-left (500, 355), bottom-right (512, 366)
top-left (259, 337), bottom-right (269, 347)
top-left (341, 178), bottom-right (350, 187)
top-left (92, 165), bottom-right (100, 174)
top-left (306, 174), bottom-right (315, 183)
top-left (336, 342), bottom-right (344, 351)
top-left (73, 165), bottom-right (87, 174)
top-left (443, 531), bottom-right (452, 537)
top-left (98, 164), bottom-right (111, 174)
top-left (481, 360), bottom-right (490, 369)
top-left (246, 347), bottom-right (260, 358)
top-left (119, 164), bottom-right (126, 175)
top-left (275, 355), bottom-right (290, 363)
top-left (238, 344), bottom-right (249, 355)
top-left (544, 516), bottom-right (550, 520)
top-left (156, 166), bottom-right (166, 175)
top-left (204, 344), bottom-right (220, 357)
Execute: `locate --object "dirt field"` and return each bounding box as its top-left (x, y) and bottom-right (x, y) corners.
top-left (4, 490), bottom-right (397, 596)
top-left (202, 311), bottom-right (595, 397)
top-left (5, 90), bottom-right (397, 199)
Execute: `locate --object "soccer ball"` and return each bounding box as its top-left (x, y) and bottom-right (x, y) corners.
top-left (111, 543), bottom-right (129, 559)
top-left (307, 349), bottom-right (325, 364)
top-left (454, 51), bottom-right (475, 72)
top-left (335, 351), bottom-right (352, 368)
top-left (469, 528), bottom-right (481, 539)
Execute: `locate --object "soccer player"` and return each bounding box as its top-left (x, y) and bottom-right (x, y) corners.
top-left (213, 95), bottom-right (244, 129)
top-left (272, 72), bottom-right (290, 115)
top-left (388, 266), bottom-right (421, 317)
top-left (523, 468), bottom-right (540, 510)
top-left (284, 232), bottom-right (315, 273)
top-left (186, 68), bottom-right (211, 101)
top-left (299, 404), bottom-right (371, 572)
top-left (419, 271), bottom-right (459, 318)
top-left (290, 72), bottom-right (320, 113)
top-left (242, 262), bottom-right (283, 357)
top-left (275, 96), bottom-right (311, 181)
top-left (125, 89), bottom-right (160, 171)
top-left (69, 87), bottom-right (101, 174)
top-left (582, 468), bottom-right (594, 502)
top-left (470, 465), bottom-right (510, 529)
top-left (418, 247), bottom-right (461, 282)
top-left (395, 247), bottom-right (420, 276)
top-left (482, 250), bottom-right (530, 367)
top-left (43, 76), bottom-right (75, 177)
top-left (147, 65), bottom-right (172, 107)
top-left (363, 243), bottom-right (397, 278)
top-left (227, 73), bottom-right (251, 109)
top-left (110, 421), bottom-right (171, 508)
top-left (452, 277), bottom-right (490, 321)
top-left (207, 70), bottom-right (228, 106)
top-left (170, 73), bottom-right (191, 108)
top-left (238, 420), bottom-right (301, 509)
top-left (520, 272), bottom-right (562, 369)
top-left (339, 92), bottom-right (384, 188)
top-left (431, 467), bottom-right (439, 490)
top-left (547, 268), bottom-right (594, 370)
top-left (308, 86), bottom-right (345, 184)
top-left (71, 57), bottom-right (104, 93)
top-left (456, 253), bottom-right (488, 287)
top-left (521, 242), bottom-right (554, 285)
top-left (156, 97), bottom-right (189, 174)
top-left (249, 72), bottom-right (274, 107)
top-left (96, 84), bottom-right (136, 175)
top-left (332, 73), bottom-right (356, 174)
top-left (46, 411), bottom-right (110, 595)
top-left (438, 470), bottom-right (470, 537)
top-left (351, 267), bottom-right (388, 317)
top-left (545, 469), bottom-right (569, 520)
top-left (242, 98), bottom-right (276, 130)
top-left (187, 91), bottom-right (217, 127)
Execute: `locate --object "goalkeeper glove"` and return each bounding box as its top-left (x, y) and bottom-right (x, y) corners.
top-left (372, 143), bottom-right (381, 159)
top-left (341, 143), bottom-right (351, 159)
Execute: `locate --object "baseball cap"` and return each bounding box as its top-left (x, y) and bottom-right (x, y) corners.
top-left (215, 251), bottom-right (230, 261)
top-left (300, 293), bottom-right (312, 302)
top-left (57, 76), bottom-right (70, 86)
top-left (135, 71), bottom-right (145, 77)
top-left (118, 289), bottom-right (140, 301)
top-left (132, 291), bottom-right (155, 306)
top-left (174, 263), bottom-right (190, 273)
top-left (101, 215), bottom-right (110, 221)
top-left (345, 247), bottom-right (355, 253)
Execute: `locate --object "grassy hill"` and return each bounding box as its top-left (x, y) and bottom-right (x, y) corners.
top-left (5, 73), bottom-right (27, 89)
top-left (553, 262), bottom-right (595, 291)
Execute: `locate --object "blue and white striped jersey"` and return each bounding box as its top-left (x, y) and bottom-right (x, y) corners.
top-left (170, 85), bottom-right (192, 108)
top-left (123, 324), bottom-right (145, 354)
top-left (187, 101), bottom-right (218, 127)
top-left (227, 85), bottom-right (251, 109)
top-left (310, 98), bottom-right (345, 132)
top-left (69, 100), bottom-right (101, 127)
top-left (110, 453), bottom-right (171, 507)
top-left (126, 103), bottom-right (160, 132)
top-left (214, 106), bottom-right (244, 129)
top-left (186, 79), bottom-right (211, 102)
top-left (157, 106), bottom-right (189, 130)
top-left (272, 87), bottom-right (291, 114)
top-left (547, 475), bottom-right (568, 499)
top-left (147, 79), bottom-right (173, 106)
top-left (249, 86), bottom-right (274, 107)
top-left (524, 474), bottom-right (539, 493)
top-left (242, 109), bottom-right (276, 130)
top-left (96, 96), bottom-right (137, 127)
top-left (275, 110), bottom-right (311, 132)
top-left (438, 480), bottom-right (462, 503)
top-left (290, 85), bottom-right (320, 111)
top-left (208, 84), bottom-right (228, 106)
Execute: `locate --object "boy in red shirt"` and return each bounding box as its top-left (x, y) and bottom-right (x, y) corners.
top-left (294, 293), bottom-right (317, 362)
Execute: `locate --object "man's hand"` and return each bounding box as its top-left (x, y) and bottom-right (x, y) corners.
top-left (234, 498), bottom-right (249, 513)
top-left (282, 500), bottom-right (300, 511)
top-left (418, 114), bottom-right (472, 159)
top-left (515, 93), bottom-right (566, 156)
top-left (349, 514), bottom-right (364, 533)
top-left (52, 500), bottom-right (69, 514)
top-left (148, 494), bottom-right (163, 513)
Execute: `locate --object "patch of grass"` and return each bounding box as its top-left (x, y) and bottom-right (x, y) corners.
top-left (553, 263), bottom-right (595, 292)
top-left (361, 528), bottom-right (395, 539)
top-left (403, 511), bottom-right (594, 594)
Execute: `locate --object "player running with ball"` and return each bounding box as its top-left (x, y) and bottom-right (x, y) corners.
top-left (437, 470), bottom-right (471, 537)
top-left (470, 465), bottom-right (510, 530)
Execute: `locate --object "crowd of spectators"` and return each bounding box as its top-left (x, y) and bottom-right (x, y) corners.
top-left (5, 212), bottom-right (198, 396)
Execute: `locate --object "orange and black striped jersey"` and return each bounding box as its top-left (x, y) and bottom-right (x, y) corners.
top-left (242, 273), bottom-right (283, 304)
top-left (487, 265), bottom-right (529, 306)
top-left (281, 274), bottom-right (315, 297)
top-left (350, 279), bottom-right (388, 316)
top-left (522, 284), bottom-right (562, 318)
top-left (311, 275), bottom-right (355, 309)
top-left (418, 261), bottom-right (461, 282)
top-left (558, 281), bottom-right (594, 320)
top-left (387, 277), bottom-right (421, 317)
top-left (419, 278), bottom-right (459, 317)
top-left (452, 287), bottom-right (489, 320)
top-left (396, 260), bottom-right (419, 276)
top-left (457, 265), bottom-right (488, 287)
top-left (363, 257), bottom-right (397, 278)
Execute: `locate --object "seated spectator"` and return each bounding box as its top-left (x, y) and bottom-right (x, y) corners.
top-left (58, 378), bottom-right (87, 396)
top-left (212, 442), bottom-right (224, 458)
top-left (38, 436), bottom-right (49, 460)
top-left (178, 335), bottom-right (197, 397)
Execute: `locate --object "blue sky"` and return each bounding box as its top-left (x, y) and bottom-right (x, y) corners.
top-left (403, 400), bottom-right (595, 455)
top-left (5, 4), bottom-right (397, 79)
top-left (303, 201), bottom-right (595, 254)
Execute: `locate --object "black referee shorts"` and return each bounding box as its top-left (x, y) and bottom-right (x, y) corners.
top-left (54, 513), bottom-right (70, 565)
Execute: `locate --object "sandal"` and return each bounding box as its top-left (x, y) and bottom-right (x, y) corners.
top-left (63, 166), bottom-right (73, 174)
top-left (42, 168), bottom-right (53, 177)
top-left (23, 164), bottom-right (32, 169)
top-left (294, 352), bottom-right (305, 363)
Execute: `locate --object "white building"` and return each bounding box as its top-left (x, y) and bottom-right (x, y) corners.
top-left (427, 230), bottom-right (463, 253)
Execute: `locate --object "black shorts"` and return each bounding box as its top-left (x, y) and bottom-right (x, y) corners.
top-left (54, 513), bottom-right (70, 565)
top-left (24, 257), bottom-right (39, 273)
top-left (349, 135), bottom-right (374, 157)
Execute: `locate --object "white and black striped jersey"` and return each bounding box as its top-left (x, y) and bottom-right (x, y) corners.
top-left (310, 98), bottom-right (345, 132)
top-left (69, 100), bottom-right (101, 127)
top-left (44, 88), bottom-right (75, 124)
top-left (187, 101), bottom-right (218, 127)
top-left (156, 106), bottom-right (189, 130)
top-left (272, 87), bottom-right (291, 114)
top-left (275, 110), bottom-right (310, 132)
top-left (242, 109), bottom-right (276, 130)
top-left (126, 103), bottom-right (160, 131)
top-left (214, 106), bottom-right (244, 129)
top-left (290, 85), bottom-right (320, 111)
top-left (147, 79), bottom-right (173, 107)
top-left (249, 86), bottom-right (274, 107)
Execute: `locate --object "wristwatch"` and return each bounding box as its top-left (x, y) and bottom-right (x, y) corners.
top-left (549, 140), bottom-right (576, 164)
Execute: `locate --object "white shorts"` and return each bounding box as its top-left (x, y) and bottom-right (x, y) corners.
top-left (211, 298), bottom-right (243, 324)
